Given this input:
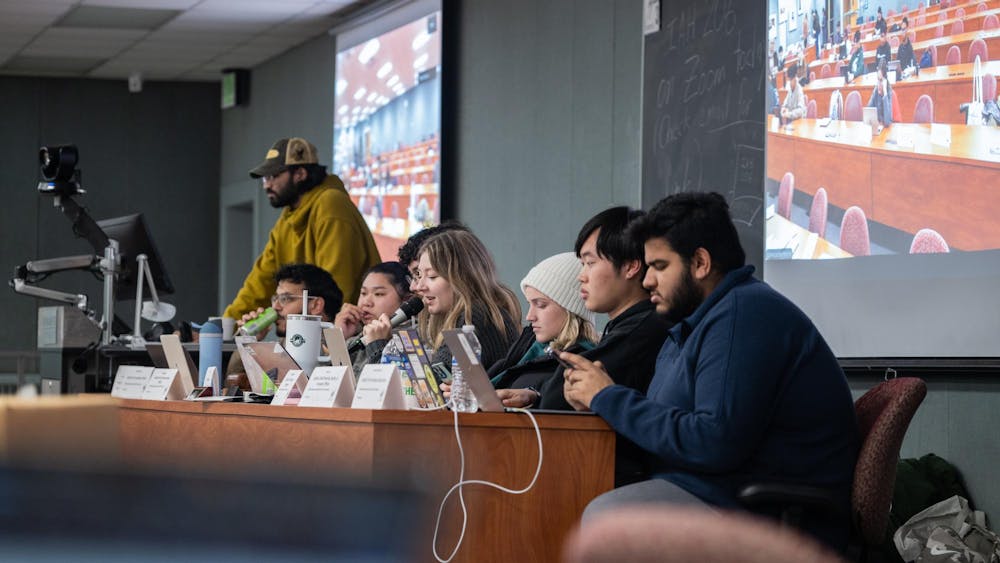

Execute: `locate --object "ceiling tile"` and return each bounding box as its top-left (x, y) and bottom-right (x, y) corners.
top-left (56, 5), bottom-right (181, 30)
top-left (81, 0), bottom-right (200, 8)
top-left (2, 55), bottom-right (104, 74)
top-left (21, 28), bottom-right (146, 58)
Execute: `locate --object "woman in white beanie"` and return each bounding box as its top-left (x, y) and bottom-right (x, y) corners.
top-left (490, 252), bottom-right (599, 408)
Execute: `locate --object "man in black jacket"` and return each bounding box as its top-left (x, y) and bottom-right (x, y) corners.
top-left (535, 206), bottom-right (671, 486)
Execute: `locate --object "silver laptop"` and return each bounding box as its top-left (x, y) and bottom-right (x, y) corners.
top-left (441, 329), bottom-right (504, 412)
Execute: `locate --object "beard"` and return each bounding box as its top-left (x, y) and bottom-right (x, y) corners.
top-left (661, 268), bottom-right (704, 324)
top-left (268, 177), bottom-right (308, 208)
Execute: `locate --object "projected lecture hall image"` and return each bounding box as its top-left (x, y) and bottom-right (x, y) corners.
top-left (766, 0), bottom-right (1000, 259)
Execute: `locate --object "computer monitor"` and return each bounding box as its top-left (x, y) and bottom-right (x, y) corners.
top-left (96, 213), bottom-right (174, 300)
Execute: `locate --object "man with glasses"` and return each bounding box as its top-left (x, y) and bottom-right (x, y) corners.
top-left (223, 138), bottom-right (379, 321)
top-left (228, 263), bottom-right (343, 375)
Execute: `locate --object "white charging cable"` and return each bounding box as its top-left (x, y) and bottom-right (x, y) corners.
top-left (431, 404), bottom-right (543, 563)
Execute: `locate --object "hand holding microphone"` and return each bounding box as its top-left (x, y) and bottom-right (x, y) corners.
top-left (347, 296), bottom-right (424, 353)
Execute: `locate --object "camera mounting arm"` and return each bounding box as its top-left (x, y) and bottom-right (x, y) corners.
top-left (49, 193), bottom-right (110, 256)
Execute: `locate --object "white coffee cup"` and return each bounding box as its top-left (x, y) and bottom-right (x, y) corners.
top-left (214, 316), bottom-right (236, 341)
top-left (285, 314), bottom-right (333, 375)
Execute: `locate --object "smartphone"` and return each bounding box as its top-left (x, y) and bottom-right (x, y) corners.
top-left (547, 347), bottom-right (575, 370)
top-left (431, 362), bottom-right (452, 384)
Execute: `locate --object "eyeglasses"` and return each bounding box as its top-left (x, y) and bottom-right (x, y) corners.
top-left (261, 169), bottom-right (289, 184)
top-left (270, 293), bottom-right (317, 306)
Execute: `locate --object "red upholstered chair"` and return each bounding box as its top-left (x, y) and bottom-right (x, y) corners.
top-left (937, 10), bottom-right (948, 23)
top-left (913, 94), bottom-right (935, 123)
top-left (778, 172), bottom-right (794, 219)
top-left (739, 378), bottom-right (927, 562)
top-left (890, 89), bottom-right (903, 122)
top-left (562, 507), bottom-right (847, 563)
top-left (985, 74), bottom-right (997, 103)
top-left (888, 9), bottom-right (897, 17)
top-left (920, 2), bottom-right (926, 13)
top-left (916, 14), bottom-right (927, 26)
top-left (985, 14), bottom-right (1000, 31)
top-left (956, 6), bottom-right (966, 18)
top-left (845, 90), bottom-right (864, 121)
top-left (978, 2), bottom-right (989, 12)
top-left (945, 44), bottom-right (962, 65)
top-left (929, 44), bottom-right (939, 66)
top-left (808, 187), bottom-right (829, 238)
top-left (811, 71), bottom-right (817, 82)
top-left (935, 23), bottom-right (945, 38)
top-left (890, 35), bottom-right (900, 49)
top-left (969, 39), bottom-right (988, 63)
top-left (951, 19), bottom-right (964, 35)
top-left (807, 99), bottom-right (818, 118)
top-left (839, 206), bottom-right (871, 256)
top-left (822, 63), bottom-right (832, 78)
top-left (910, 228), bottom-right (950, 253)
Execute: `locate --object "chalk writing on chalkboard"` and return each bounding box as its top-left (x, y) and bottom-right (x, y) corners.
top-left (641, 0), bottom-right (766, 269)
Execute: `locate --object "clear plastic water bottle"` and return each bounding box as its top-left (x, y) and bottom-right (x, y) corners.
top-left (450, 325), bottom-right (481, 413)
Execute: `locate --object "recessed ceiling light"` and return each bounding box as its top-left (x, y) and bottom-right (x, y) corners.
top-left (413, 53), bottom-right (428, 69)
top-left (353, 87), bottom-right (366, 100)
top-left (377, 62), bottom-right (393, 79)
top-left (366, 92), bottom-right (378, 103)
top-left (386, 74), bottom-right (399, 87)
top-left (359, 39), bottom-right (380, 65)
top-left (412, 31), bottom-right (430, 51)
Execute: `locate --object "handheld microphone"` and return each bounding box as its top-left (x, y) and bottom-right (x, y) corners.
top-left (347, 296), bottom-right (424, 353)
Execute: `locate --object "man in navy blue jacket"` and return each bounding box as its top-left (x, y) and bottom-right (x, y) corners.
top-left (560, 192), bottom-right (859, 550)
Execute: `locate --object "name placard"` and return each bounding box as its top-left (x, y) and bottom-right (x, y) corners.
top-left (139, 368), bottom-right (183, 401)
top-left (112, 366), bottom-right (153, 399)
top-left (271, 369), bottom-right (307, 406)
top-left (351, 364), bottom-right (405, 410)
top-left (300, 366), bottom-right (354, 408)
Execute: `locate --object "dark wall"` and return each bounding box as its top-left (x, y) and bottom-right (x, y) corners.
top-left (0, 76), bottom-right (220, 351)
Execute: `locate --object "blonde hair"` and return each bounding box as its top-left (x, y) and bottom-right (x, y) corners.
top-left (419, 230), bottom-right (521, 349)
top-left (552, 311), bottom-right (599, 352)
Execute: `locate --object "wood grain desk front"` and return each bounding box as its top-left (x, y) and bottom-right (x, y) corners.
top-left (766, 116), bottom-right (1000, 250)
top-left (802, 61), bottom-right (1000, 124)
top-left (118, 400), bottom-right (615, 563)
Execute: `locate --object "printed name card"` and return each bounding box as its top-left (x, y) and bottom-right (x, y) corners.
top-left (111, 366), bottom-right (153, 399)
top-left (271, 369), bottom-right (307, 406)
top-left (139, 368), bottom-right (184, 401)
top-left (300, 366), bottom-right (354, 408)
top-left (202, 366), bottom-right (220, 396)
top-left (351, 364), bottom-right (405, 410)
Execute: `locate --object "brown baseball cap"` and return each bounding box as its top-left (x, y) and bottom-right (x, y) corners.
top-left (248, 137), bottom-right (319, 178)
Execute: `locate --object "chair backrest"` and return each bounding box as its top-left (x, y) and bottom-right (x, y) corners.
top-left (807, 99), bottom-right (818, 118)
top-left (891, 89), bottom-right (903, 122)
top-left (951, 19), bottom-right (964, 35)
top-left (985, 14), bottom-right (1000, 31)
top-left (822, 63), bottom-right (832, 78)
top-left (913, 94), bottom-right (934, 123)
top-left (810, 71), bottom-right (816, 82)
top-left (808, 187), bottom-right (829, 238)
top-left (888, 8), bottom-right (896, 17)
top-left (917, 14), bottom-right (927, 26)
top-left (852, 378), bottom-right (927, 546)
top-left (929, 44), bottom-right (939, 66)
top-left (938, 10), bottom-right (949, 23)
top-left (910, 228), bottom-right (950, 253)
top-left (778, 172), bottom-right (794, 219)
top-left (969, 39), bottom-right (988, 64)
top-left (985, 74), bottom-right (997, 103)
top-left (935, 23), bottom-right (945, 38)
top-left (956, 6), bottom-right (966, 18)
top-left (978, 2), bottom-right (988, 12)
top-left (945, 44), bottom-right (962, 65)
top-left (839, 206), bottom-right (871, 256)
top-left (845, 91), bottom-right (864, 121)
top-left (563, 507), bottom-right (847, 563)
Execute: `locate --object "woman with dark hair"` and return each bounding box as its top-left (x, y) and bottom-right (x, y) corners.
top-left (333, 261), bottom-right (412, 375)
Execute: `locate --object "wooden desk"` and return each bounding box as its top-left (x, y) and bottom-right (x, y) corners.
top-left (803, 61), bottom-right (1000, 123)
top-left (118, 400), bottom-right (615, 563)
top-left (766, 116), bottom-right (1000, 250)
top-left (766, 212), bottom-right (852, 259)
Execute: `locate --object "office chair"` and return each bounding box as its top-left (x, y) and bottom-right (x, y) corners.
top-left (945, 45), bottom-right (961, 65)
top-left (808, 187), bottom-right (829, 238)
top-left (739, 378), bottom-right (927, 563)
top-left (845, 91), bottom-right (864, 121)
top-left (839, 206), bottom-right (871, 256)
top-left (563, 506), bottom-right (846, 563)
top-left (968, 39), bottom-right (988, 64)
top-left (778, 172), bottom-right (794, 219)
top-left (913, 94), bottom-right (935, 123)
top-left (910, 228), bottom-right (950, 253)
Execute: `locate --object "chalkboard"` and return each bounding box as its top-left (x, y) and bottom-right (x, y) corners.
top-left (641, 0), bottom-right (767, 271)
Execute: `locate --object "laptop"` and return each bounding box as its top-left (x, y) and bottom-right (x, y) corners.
top-left (441, 329), bottom-right (504, 412)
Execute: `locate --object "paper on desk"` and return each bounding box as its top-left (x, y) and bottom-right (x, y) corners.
top-left (794, 231), bottom-right (819, 260)
top-left (930, 124), bottom-right (951, 146)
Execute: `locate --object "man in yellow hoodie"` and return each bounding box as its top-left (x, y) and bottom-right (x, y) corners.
top-left (223, 137), bottom-right (379, 320)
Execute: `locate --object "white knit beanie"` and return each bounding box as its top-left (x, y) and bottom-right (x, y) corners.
top-left (520, 252), bottom-right (596, 326)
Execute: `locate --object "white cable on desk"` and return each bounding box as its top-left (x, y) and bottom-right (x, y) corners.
top-left (432, 404), bottom-right (543, 563)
